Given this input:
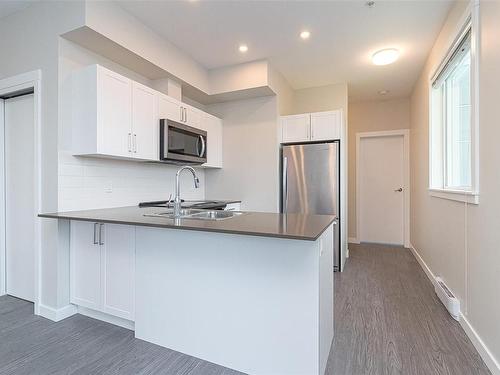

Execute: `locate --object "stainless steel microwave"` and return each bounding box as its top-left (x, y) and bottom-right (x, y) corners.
top-left (159, 119), bottom-right (207, 164)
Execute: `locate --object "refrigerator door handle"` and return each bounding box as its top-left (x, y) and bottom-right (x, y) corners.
top-left (282, 156), bottom-right (288, 212)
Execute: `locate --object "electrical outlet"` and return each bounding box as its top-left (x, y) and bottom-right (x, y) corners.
top-left (104, 180), bottom-right (113, 193)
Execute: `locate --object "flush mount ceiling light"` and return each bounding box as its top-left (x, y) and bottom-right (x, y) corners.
top-left (372, 48), bottom-right (400, 65)
top-left (300, 30), bottom-right (311, 40)
top-left (378, 90), bottom-right (389, 95)
top-left (239, 44), bottom-right (248, 53)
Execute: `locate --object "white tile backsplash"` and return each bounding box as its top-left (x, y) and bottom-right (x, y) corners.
top-left (58, 151), bottom-right (205, 211)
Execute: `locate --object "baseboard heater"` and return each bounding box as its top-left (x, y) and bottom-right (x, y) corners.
top-left (434, 277), bottom-right (460, 321)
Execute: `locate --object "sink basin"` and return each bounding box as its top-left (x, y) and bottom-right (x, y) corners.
top-left (188, 210), bottom-right (244, 220)
top-left (144, 209), bottom-right (244, 221)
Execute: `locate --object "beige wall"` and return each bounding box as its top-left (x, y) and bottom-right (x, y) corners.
top-left (348, 98), bottom-right (410, 239)
top-left (410, 0), bottom-right (500, 371)
top-left (285, 83), bottom-right (348, 116)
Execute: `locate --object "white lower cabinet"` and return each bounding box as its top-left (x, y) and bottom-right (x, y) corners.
top-left (70, 221), bottom-right (135, 321)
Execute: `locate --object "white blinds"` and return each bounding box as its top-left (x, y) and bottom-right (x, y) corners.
top-left (432, 27), bottom-right (471, 89)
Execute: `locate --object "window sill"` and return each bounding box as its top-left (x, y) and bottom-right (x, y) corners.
top-left (429, 188), bottom-right (479, 204)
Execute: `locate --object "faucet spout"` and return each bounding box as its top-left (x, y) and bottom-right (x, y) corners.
top-left (173, 166), bottom-right (200, 217)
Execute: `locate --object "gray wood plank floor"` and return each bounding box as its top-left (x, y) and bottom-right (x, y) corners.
top-left (326, 243), bottom-right (490, 375)
top-left (0, 296), bottom-right (243, 375)
top-left (0, 243), bottom-right (490, 374)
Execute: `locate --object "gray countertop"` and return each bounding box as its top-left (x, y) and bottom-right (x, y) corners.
top-left (39, 206), bottom-right (336, 241)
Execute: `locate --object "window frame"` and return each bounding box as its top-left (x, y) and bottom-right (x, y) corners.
top-left (428, 2), bottom-right (479, 204)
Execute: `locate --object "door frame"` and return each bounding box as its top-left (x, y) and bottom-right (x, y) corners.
top-left (356, 129), bottom-right (410, 248)
top-left (0, 70), bottom-right (42, 314)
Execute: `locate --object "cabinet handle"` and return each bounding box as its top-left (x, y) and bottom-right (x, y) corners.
top-left (93, 223), bottom-right (99, 245)
top-left (99, 223), bottom-right (104, 245)
top-left (184, 107), bottom-right (188, 123)
top-left (133, 134), bottom-right (137, 153)
top-left (180, 107), bottom-right (183, 122)
top-left (128, 133), bottom-right (132, 152)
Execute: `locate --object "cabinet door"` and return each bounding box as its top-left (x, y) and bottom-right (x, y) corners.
top-left (199, 114), bottom-right (223, 168)
top-left (70, 221), bottom-right (101, 310)
top-left (158, 93), bottom-right (182, 122)
top-left (281, 114), bottom-right (311, 143)
top-left (184, 105), bottom-right (201, 128)
top-left (101, 224), bottom-right (135, 321)
top-left (310, 111), bottom-right (341, 141)
top-left (98, 68), bottom-right (132, 157)
top-left (132, 82), bottom-right (158, 161)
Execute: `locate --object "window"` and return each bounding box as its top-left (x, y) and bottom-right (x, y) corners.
top-left (430, 23), bottom-right (478, 203)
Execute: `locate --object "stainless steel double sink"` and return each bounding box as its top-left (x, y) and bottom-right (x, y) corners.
top-left (144, 208), bottom-right (244, 221)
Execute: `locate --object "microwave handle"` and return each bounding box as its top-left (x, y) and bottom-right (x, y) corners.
top-left (198, 135), bottom-right (206, 158)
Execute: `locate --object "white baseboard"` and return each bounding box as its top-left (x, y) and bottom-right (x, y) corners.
top-left (409, 243), bottom-right (436, 287)
top-left (38, 303), bottom-right (77, 322)
top-left (348, 237), bottom-right (360, 244)
top-left (410, 243), bottom-right (500, 375)
top-left (77, 306), bottom-right (134, 331)
top-left (460, 313), bottom-right (500, 375)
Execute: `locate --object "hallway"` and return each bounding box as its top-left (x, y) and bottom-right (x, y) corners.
top-left (327, 243), bottom-right (490, 374)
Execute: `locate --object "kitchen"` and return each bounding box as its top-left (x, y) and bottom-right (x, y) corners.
top-left (1, 1), bottom-right (499, 375)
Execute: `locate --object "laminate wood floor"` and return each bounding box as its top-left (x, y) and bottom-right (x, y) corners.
top-left (326, 243), bottom-right (490, 375)
top-left (0, 295), bottom-right (243, 375)
top-left (0, 244), bottom-right (491, 375)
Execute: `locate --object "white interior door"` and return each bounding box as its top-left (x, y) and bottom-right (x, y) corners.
top-left (5, 94), bottom-right (35, 301)
top-left (359, 135), bottom-right (404, 245)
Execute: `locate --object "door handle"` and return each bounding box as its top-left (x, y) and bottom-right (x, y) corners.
top-left (282, 156), bottom-right (288, 212)
top-left (99, 224), bottom-right (105, 245)
top-left (198, 135), bottom-right (206, 158)
top-left (93, 223), bottom-right (99, 244)
top-left (395, 187), bottom-right (403, 192)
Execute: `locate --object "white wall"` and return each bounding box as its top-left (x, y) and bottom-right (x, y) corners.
top-left (0, 1), bottom-right (85, 309)
top-left (410, 1), bottom-right (500, 372)
top-left (205, 96), bottom-right (280, 212)
top-left (58, 39), bottom-right (205, 211)
top-left (348, 98), bottom-right (410, 239)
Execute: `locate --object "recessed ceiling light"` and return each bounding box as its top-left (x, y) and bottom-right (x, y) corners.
top-left (378, 90), bottom-right (389, 95)
top-left (300, 30), bottom-right (311, 40)
top-left (372, 48), bottom-right (400, 65)
top-left (239, 44), bottom-right (248, 53)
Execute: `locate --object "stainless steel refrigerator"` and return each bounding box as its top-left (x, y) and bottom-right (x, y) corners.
top-left (280, 141), bottom-right (341, 270)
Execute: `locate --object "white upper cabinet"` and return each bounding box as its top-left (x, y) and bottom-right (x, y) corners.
top-left (72, 65), bottom-right (157, 161)
top-left (132, 82), bottom-right (158, 160)
top-left (281, 110), bottom-right (342, 143)
top-left (281, 114), bottom-right (311, 143)
top-left (310, 111), bottom-right (341, 141)
top-left (198, 113), bottom-right (223, 168)
top-left (158, 93), bottom-right (182, 122)
top-left (184, 105), bottom-right (201, 128)
top-left (98, 69), bottom-right (132, 158)
top-left (72, 64), bottom-right (223, 167)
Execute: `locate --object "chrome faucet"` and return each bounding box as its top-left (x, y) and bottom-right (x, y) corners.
top-left (173, 166), bottom-right (200, 217)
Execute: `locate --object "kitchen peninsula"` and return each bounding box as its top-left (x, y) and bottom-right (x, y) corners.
top-left (39, 206), bottom-right (336, 375)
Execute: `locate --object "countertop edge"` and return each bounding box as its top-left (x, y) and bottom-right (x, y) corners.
top-left (38, 213), bottom-right (336, 242)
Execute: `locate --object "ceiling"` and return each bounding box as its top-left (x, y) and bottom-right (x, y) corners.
top-left (118, 0), bottom-right (453, 102)
top-left (0, 1), bottom-right (30, 20)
